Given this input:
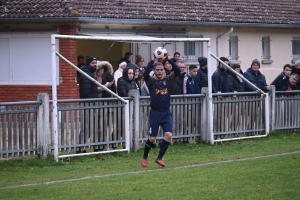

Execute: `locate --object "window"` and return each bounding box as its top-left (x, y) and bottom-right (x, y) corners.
top-left (292, 37), bottom-right (300, 60)
top-left (262, 36), bottom-right (271, 60)
top-left (229, 36), bottom-right (239, 60)
top-left (183, 36), bottom-right (203, 62)
top-left (0, 33), bottom-right (59, 85)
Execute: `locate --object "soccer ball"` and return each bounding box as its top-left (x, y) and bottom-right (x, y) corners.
top-left (154, 47), bottom-right (168, 60)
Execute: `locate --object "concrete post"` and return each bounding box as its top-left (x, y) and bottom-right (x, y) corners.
top-left (128, 89), bottom-right (140, 151)
top-left (269, 85), bottom-right (276, 132)
top-left (201, 87), bottom-right (210, 143)
top-left (37, 93), bottom-right (50, 159)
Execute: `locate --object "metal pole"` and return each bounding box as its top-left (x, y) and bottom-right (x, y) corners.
top-left (53, 34), bottom-right (211, 43)
top-left (210, 52), bottom-right (266, 96)
top-left (207, 41), bottom-right (214, 145)
top-left (55, 52), bottom-right (127, 104)
top-left (51, 35), bottom-right (58, 162)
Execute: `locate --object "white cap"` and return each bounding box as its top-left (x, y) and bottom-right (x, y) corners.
top-left (119, 61), bottom-right (127, 68)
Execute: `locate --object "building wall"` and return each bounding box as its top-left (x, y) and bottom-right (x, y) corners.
top-left (0, 24), bottom-right (79, 102)
top-left (218, 27), bottom-right (300, 83)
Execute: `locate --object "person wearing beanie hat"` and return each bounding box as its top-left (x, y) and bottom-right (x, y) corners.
top-left (78, 56), bottom-right (98, 99)
top-left (212, 57), bottom-right (229, 93)
top-left (194, 56), bottom-right (210, 93)
top-left (114, 61), bottom-right (127, 87)
top-left (251, 59), bottom-right (261, 68)
top-left (86, 56), bottom-right (97, 67)
top-left (198, 57), bottom-right (207, 68)
top-left (243, 59), bottom-right (270, 92)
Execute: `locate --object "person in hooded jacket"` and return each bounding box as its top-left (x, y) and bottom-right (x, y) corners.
top-left (292, 59), bottom-right (300, 89)
top-left (79, 56), bottom-right (98, 99)
top-left (243, 59), bottom-right (270, 92)
top-left (227, 64), bottom-right (245, 92)
top-left (117, 67), bottom-right (137, 97)
top-left (94, 61), bottom-right (116, 98)
top-left (127, 62), bottom-right (141, 94)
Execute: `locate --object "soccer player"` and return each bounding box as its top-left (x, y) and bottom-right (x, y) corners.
top-left (141, 51), bottom-right (180, 167)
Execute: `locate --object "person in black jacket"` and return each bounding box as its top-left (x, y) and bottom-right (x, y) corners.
top-left (212, 57), bottom-right (229, 93)
top-left (117, 67), bottom-right (137, 97)
top-left (270, 64), bottom-right (292, 91)
top-left (227, 64), bottom-right (245, 92)
top-left (76, 55), bottom-right (85, 84)
top-left (79, 56), bottom-right (98, 99)
top-left (278, 73), bottom-right (299, 91)
top-left (170, 60), bottom-right (186, 95)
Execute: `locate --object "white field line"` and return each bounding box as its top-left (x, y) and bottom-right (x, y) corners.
top-left (1, 150), bottom-right (299, 190)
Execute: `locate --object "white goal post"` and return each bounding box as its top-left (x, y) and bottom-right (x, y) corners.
top-left (50, 34), bottom-right (269, 162)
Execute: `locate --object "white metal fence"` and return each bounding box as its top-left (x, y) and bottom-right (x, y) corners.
top-left (1, 88), bottom-right (299, 160)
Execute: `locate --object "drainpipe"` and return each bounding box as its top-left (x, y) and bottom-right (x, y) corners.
top-left (216, 27), bottom-right (233, 57)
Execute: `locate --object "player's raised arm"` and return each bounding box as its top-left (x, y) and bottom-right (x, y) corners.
top-left (144, 51), bottom-right (155, 82)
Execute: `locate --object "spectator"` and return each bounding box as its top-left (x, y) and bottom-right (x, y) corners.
top-left (270, 64), bottom-right (292, 91)
top-left (124, 52), bottom-right (133, 63)
top-left (114, 61), bottom-right (127, 87)
top-left (278, 73), bottom-right (299, 91)
top-left (170, 60), bottom-right (186, 95)
top-left (128, 62), bottom-right (141, 93)
top-left (227, 64), bottom-right (245, 92)
top-left (292, 59), bottom-right (300, 89)
top-left (94, 61), bottom-right (116, 98)
top-left (135, 54), bottom-right (145, 86)
top-left (78, 56), bottom-right (98, 99)
top-left (183, 65), bottom-right (198, 94)
top-left (76, 55), bottom-right (85, 83)
top-left (195, 57), bottom-right (208, 93)
top-left (243, 59), bottom-right (270, 92)
top-left (170, 52), bottom-right (181, 63)
top-left (136, 54), bottom-right (145, 72)
top-left (163, 59), bottom-right (173, 75)
top-left (212, 57), bottom-right (229, 93)
top-left (117, 67), bottom-right (137, 97)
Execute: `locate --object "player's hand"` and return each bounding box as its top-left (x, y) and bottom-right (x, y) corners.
top-left (151, 51), bottom-right (155, 61)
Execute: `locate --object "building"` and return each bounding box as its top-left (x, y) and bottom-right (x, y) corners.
top-left (0, 0), bottom-right (299, 102)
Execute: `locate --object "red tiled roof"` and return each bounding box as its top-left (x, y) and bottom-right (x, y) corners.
top-left (1, 0), bottom-right (300, 25)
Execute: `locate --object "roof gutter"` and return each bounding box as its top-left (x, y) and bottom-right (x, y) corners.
top-left (0, 17), bottom-right (300, 29)
top-left (216, 27), bottom-right (233, 57)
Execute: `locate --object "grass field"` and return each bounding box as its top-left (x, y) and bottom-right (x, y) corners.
top-left (0, 131), bottom-right (300, 200)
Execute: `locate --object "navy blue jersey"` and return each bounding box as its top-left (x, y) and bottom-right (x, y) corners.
top-left (148, 77), bottom-right (171, 109)
top-left (144, 60), bottom-right (181, 110)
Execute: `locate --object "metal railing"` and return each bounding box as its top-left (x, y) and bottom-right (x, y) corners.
top-left (0, 101), bottom-right (41, 159)
top-left (1, 89), bottom-right (300, 159)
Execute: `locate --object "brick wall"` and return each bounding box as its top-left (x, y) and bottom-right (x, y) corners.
top-left (0, 24), bottom-right (79, 102)
top-left (57, 24), bottom-right (79, 99)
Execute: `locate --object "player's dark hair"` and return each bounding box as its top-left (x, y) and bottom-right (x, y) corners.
top-left (153, 62), bottom-right (164, 69)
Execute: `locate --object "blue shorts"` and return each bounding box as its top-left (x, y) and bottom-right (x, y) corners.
top-left (148, 109), bottom-right (173, 137)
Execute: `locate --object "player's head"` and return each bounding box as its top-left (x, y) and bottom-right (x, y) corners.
top-left (153, 62), bottom-right (165, 80)
top-left (188, 65), bottom-right (198, 78)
